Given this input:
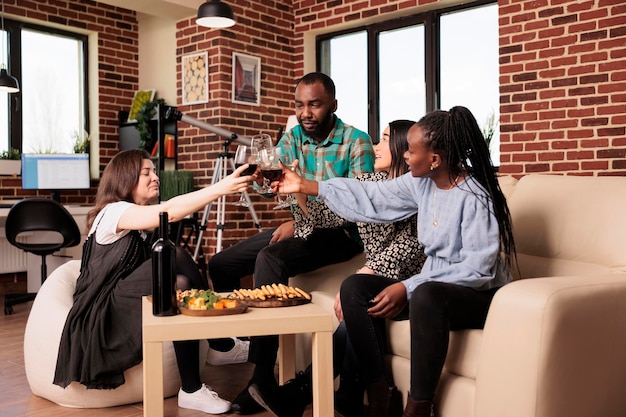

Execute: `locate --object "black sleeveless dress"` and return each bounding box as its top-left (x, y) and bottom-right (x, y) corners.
top-left (53, 229), bottom-right (152, 389)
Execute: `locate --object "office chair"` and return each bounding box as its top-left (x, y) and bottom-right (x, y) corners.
top-left (4, 198), bottom-right (81, 315)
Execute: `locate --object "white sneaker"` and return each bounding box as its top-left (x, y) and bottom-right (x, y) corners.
top-left (206, 338), bottom-right (250, 366)
top-left (178, 384), bottom-right (231, 414)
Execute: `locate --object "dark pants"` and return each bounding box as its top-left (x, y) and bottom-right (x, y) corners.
top-left (340, 274), bottom-right (499, 401)
top-left (209, 227), bottom-right (363, 383)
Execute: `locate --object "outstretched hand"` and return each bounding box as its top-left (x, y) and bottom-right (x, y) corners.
top-left (367, 282), bottom-right (408, 319)
top-left (215, 164), bottom-right (254, 195)
top-left (272, 160), bottom-right (302, 194)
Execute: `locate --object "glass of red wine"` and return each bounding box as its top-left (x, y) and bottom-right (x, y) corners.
top-left (272, 147), bottom-right (296, 209)
top-left (232, 144), bottom-right (258, 207)
top-left (259, 147), bottom-right (291, 210)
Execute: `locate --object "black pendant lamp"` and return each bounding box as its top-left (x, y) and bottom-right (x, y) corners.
top-left (0, 2), bottom-right (19, 94)
top-left (0, 66), bottom-right (19, 93)
top-left (196, 0), bottom-right (235, 29)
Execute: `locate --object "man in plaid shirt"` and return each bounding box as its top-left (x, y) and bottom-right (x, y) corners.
top-left (208, 72), bottom-right (374, 414)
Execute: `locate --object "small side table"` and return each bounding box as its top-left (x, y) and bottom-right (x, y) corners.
top-left (141, 297), bottom-right (334, 417)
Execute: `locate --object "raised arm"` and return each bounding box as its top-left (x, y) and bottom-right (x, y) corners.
top-left (118, 165), bottom-right (252, 231)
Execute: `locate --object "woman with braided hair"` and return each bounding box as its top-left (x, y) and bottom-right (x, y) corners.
top-left (275, 106), bottom-right (516, 417)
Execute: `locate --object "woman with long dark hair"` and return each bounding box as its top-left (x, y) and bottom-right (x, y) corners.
top-left (276, 106), bottom-right (515, 417)
top-left (248, 120), bottom-right (428, 417)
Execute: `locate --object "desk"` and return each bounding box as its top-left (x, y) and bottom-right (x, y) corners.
top-left (142, 297), bottom-right (334, 417)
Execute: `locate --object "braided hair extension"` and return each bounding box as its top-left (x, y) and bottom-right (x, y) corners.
top-left (417, 106), bottom-right (516, 269)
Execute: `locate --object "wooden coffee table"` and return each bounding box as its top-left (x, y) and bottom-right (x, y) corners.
top-left (141, 296), bottom-right (334, 417)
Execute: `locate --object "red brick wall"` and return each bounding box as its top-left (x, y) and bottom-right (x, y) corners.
top-left (498, 0), bottom-right (626, 176)
top-left (0, 0), bottom-right (138, 205)
top-left (175, 1), bottom-right (295, 254)
top-left (3, 0), bottom-right (625, 259)
top-left (286, 0), bottom-right (626, 177)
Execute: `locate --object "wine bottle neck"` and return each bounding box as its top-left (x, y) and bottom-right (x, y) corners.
top-left (159, 212), bottom-right (168, 239)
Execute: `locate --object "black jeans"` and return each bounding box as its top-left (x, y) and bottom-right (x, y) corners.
top-left (209, 227), bottom-right (363, 383)
top-left (340, 274), bottom-right (499, 401)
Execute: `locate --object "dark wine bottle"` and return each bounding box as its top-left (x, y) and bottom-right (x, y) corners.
top-left (151, 212), bottom-right (177, 316)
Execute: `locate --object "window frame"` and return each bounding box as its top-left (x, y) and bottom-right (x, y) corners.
top-left (2, 18), bottom-right (89, 153)
top-left (316, 0), bottom-right (496, 143)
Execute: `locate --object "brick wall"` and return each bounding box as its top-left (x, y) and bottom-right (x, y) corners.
top-left (2, 0), bottom-right (625, 260)
top-left (498, 0), bottom-right (626, 176)
top-left (175, 1), bottom-right (295, 254)
top-left (0, 0), bottom-right (138, 205)
top-left (286, 0), bottom-right (626, 177)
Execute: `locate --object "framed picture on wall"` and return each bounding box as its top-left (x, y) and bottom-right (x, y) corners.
top-left (182, 52), bottom-right (209, 105)
top-left (127, 89), bottom-right (155, 122)
top-left (232, 52), bottom-right (261, 106)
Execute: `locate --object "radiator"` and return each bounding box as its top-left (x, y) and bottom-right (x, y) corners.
top-left (0, 230), bottom-right (28, 273)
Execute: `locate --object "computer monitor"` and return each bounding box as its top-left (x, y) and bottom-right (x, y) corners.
top-left (21, 153), bottom-right (91, 202)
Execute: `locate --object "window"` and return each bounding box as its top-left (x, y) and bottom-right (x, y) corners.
top-left (317, 1), bottom-right (499, 162)
top-left (1, 19), bottom-right (88, 154)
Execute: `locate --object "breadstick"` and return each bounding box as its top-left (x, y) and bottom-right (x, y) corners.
top-left (261, 285), bottom-right (271, 297)
top-left (254, 288), bottom-right (266, 300)
top-left (294, 287), bottom-right (311, 300)
top-left (286, 286), bottom-right (298, 298)
top-left (278, 283), bottom-right (289, 298)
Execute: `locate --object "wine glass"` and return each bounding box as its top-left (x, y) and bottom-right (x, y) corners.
top-left (232, 145), bottom-right (258, 207)
top-left (259, 148), bottom-right (291, 210)
top-left (251, 133), bottom-right (273, 153)
top-left (256, 146), bottom-right (277, 197)
top-left (272, 147), bottom-right (297, 209)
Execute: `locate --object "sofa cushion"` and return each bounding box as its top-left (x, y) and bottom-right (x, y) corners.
top-left (508, 175), bottom-right (626, 279)
top-left (387, 321), bottom-right (482, 380)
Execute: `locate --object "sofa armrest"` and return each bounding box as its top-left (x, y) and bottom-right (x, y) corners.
top-left (475, 274), bottom-right (626, 417)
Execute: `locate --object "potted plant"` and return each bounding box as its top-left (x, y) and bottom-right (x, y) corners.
top-left (135, 98), bottom-right (166, 151)
top-left (72, 130), bottom-right (91, 154)
top-left (0, 148), bottom-right (21, 176)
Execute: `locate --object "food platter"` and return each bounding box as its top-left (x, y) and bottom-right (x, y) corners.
top-left (229, 284), bottom-right (312, 307)
top-left (240, 297), bottom-right (311, 308)
top-left (178, 303), bottom-right (248, 317)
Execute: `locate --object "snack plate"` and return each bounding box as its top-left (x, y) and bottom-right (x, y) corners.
top-left (240, 297), bottom-right (311, 308)
top-left (178, 303), bottom-right (248, 317)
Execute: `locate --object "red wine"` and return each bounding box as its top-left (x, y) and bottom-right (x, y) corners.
top-left (261, 168), bottom-right (283, 182)
top-left (151, 212), bottom-right (177, 316)
top-left (235, 163), bottom-right (258, 176)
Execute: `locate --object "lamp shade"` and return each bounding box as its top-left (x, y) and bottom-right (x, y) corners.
top-left (196, 0), bottom-right (235, 28)
top-left (0, 66), bottom-right (19, 94)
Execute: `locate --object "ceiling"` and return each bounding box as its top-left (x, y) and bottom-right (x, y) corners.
top-left (95, 0), bottom-right (203, 20)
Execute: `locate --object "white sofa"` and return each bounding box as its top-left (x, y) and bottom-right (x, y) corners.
top-left (23, 260), bottom-right (200, 408)
top-left (291, 174), bottom-right (626, 417)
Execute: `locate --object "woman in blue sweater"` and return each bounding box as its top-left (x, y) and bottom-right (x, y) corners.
top-left (276, 106), bottom-right (516, 417)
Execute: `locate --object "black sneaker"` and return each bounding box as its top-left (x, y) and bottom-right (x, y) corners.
top-left (248, 375), bottom-right (309, 417)
top-left (231, 381), bottom-right (265, 415)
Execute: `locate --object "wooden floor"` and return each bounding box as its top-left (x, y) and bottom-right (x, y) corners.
top-left (0, 298), bottom-right (315, 417)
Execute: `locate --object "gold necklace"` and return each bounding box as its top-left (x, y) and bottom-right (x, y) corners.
top-left (432, 188), bottom-right (439, 227)
top-left (432, 174), bottom-right (461, 227)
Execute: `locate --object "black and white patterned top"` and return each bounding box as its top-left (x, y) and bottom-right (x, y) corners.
top-left (292, 171), bottom-right (426, 281)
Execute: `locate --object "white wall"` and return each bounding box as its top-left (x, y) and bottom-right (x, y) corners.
top-left (138, 13), bottom-right (178, 105)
